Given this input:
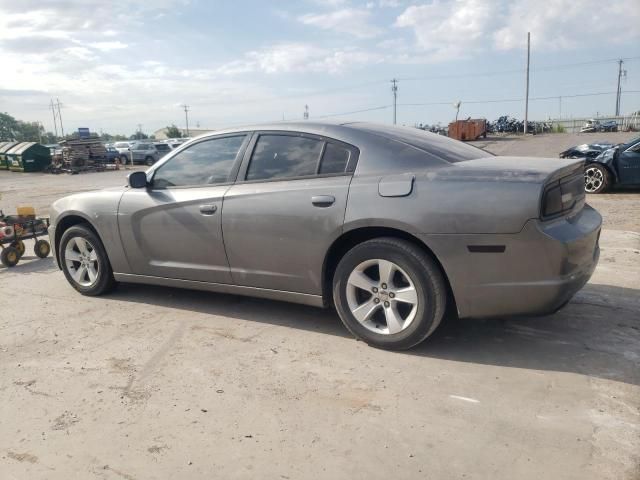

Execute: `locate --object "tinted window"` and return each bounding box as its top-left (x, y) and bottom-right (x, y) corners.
top-left (351, 123), bottom-right (490, 163)
top-left (320, 143), bottom-right (350, 174)
top-left (246, 135), bottom-right (323, 181)
top-left (153, 135), bottom-right (245, 188)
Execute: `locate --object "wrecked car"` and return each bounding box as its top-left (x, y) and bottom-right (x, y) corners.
top-left (584, 135), bottom-right (640, 193)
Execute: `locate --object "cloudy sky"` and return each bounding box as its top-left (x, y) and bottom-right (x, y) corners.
top-left (1, 0), bottom-right (639, 135)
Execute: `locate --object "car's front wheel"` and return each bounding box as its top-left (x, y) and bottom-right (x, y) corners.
top-left (584, 164), bottom-right (610, 194)
top-left (59, 225), bottom-right (115, 295)
top-left (144, 156), bottom-right (155, 166)
top-left (333, 238), bottom-right (446, 350)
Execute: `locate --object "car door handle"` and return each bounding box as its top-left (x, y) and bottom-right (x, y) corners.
top-left (311, 195), bottom-right (335, 207)
top-left (199, 204), bottom-right (218, 215)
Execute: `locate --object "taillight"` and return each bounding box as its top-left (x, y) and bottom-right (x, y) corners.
top-left (541, 175), bottom-right (584, 219)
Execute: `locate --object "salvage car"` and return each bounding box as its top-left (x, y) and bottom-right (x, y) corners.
top-left (48, 122), bottom-right (601, 350)
top-left (559, 141), bottom-right (614, 159)
top-left (584, 135), bottom-right (640, 193)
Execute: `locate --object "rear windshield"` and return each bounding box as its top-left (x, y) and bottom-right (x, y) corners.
top-left (349, 123), bottom-right (491, 163)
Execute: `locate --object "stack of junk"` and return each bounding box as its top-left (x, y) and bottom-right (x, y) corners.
top-left (58, 138), bottom-right (109, 171)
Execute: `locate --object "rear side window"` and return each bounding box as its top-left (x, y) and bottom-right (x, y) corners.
top-left (246, 135), bottom-right (323, 181)
top-left (319, 142), bottom-right (350, 174)
top-left (152, 135), bottom-right (246, 188)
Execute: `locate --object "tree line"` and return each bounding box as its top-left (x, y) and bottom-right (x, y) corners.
top-left (0, 112), bottom-right (183, 144)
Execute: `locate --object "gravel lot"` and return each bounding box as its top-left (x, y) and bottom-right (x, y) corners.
top-left (1, 132), bottom-right (638, 480)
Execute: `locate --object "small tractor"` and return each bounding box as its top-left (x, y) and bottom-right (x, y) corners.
top-left (0, 206), bottom-right (51, 267)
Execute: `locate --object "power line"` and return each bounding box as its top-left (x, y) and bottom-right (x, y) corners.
top-left (398, 90), bottom-right (640, 107)
top-left (314, 105), bottom-right (391, 119)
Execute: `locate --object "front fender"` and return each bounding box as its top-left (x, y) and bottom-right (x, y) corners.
top-left (49, 189), bottom-right (130, 273)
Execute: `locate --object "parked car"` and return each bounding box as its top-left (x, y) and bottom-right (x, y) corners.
top-left (121, 142), bottom-right (160, 165)
top-left (48, 122), bottom-right (601, 350)
top-left (579, 119), bottom-right (619, 133)
top-left (584, 135), bottom-right (640, 193)
top-left (114, 141), bottom-right (132, 156)
top-left (104, 146), bottom-right (120, 163)
top-left (154, 142), bottom-right (172, 157)
top-left (559, 141), bottom-right (615, 159)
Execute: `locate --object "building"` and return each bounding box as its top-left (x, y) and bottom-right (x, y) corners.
top-left (153, 127), bottom-right (214, 140)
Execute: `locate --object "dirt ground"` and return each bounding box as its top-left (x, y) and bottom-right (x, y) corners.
top-left (1, 132), bottom-right (638, 480)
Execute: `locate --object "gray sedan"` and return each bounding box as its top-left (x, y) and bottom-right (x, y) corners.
top-left (48, 122), bottom-right (601, 350)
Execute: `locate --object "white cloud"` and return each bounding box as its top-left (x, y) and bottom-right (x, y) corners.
top-left (493, 0), bottom-right (640, 50)
top-left (395, 0), bottom-right (497, 58)
top-left (88, 41), bottom-right (128, 51)
top-left (217, 43), bottom-right (384, 75)
top-left (299, 8), bottom-right (382, 38)
top-left (395, 0), bottom-right (640, 57)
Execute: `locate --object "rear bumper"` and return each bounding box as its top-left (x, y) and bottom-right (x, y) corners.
top-left (420, 204), bottom-right (602, 318)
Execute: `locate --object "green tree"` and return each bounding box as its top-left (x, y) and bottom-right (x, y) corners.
top-left (42, 131), bottom-right (58, 144)
top-left (165, 124), bottom-right (182, 138)
top-left (129, 131), bottom-right (149, 140)
top-left (0, 112), bottom-right (19, 141)
top-left (15, 121), bottom-right (44, 142)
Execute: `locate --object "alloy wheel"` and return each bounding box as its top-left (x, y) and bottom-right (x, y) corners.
top-left (584, 167), bottom-right (603, 193)
top-left (65, 237), bottom-right (100, 287)
top-left (346, 258), bottom-right (419, 335)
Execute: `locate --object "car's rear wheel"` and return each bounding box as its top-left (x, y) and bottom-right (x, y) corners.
top-left (333, 237), bottom-right (446, 350)
top-left (59, 225), bottom-right (115, 295)
top-left (584, 164), bottom-right (610, 194)
top-left (145, 156), bottom-right (154, 166)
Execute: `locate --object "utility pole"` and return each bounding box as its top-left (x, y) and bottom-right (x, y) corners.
top-left (182, 105), bottom-right (190, 137)
top-left (49, 99), bottom-right (59, 138)
top-left (304, 104), bottom-right (309, 120)
top-left (524, 32), bottom-right (530, 134)
top-left (137, 123), bottom-right (142, 140)
top-left (391, 79), bottom-right (398, 125)
top-left (56, 98), bottom-right (64, 137)
top-left (615, 59), bottom-right (624, 116)
top-left (559, 96), bottom-right (562, 119)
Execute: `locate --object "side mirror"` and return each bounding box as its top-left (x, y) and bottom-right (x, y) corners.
top-left (128, 171), bottom-right (148, 189)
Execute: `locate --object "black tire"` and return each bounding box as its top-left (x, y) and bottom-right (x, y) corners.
top-left (333, 237), bottom-right (447, 351)
top-left (584, 163), bottom-right (611, 194)
top-left (144, 156), bottom-right (154, 166)
top-left (1, 246), bottom-right (20, 267)
top-left (120, 155), bottom-right (129, 164)
top-left (13, 240), bottom-right (25, 258)
top-left (59, 224), bottom-right (115, 295)
top-left (34, 239), bottom-right (51, 258)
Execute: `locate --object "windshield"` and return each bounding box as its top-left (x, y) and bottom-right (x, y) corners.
top-left (622, 136), bottom-right (640, 150)
top-left (115, 142), bottom-right (129, 148)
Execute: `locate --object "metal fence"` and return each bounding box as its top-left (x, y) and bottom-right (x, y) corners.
top-left (548, 113), bottom-right (640, 133)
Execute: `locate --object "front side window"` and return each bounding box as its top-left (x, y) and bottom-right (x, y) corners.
top-left (246, 135), bottom-right (323, 181)
top-left (152, 135), bottom-right (246, 188)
